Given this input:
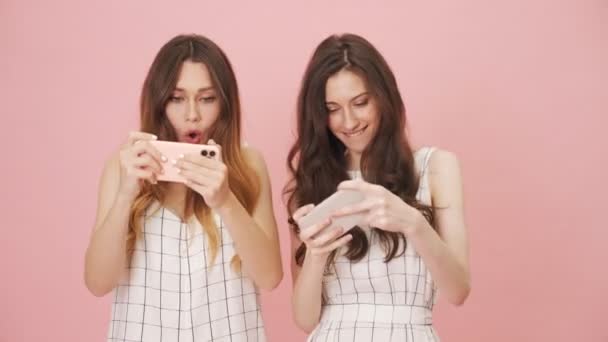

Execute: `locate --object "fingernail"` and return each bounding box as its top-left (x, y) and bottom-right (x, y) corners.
top-left (161, 155), bottom-right (167, 162)
top-left (178, 154), bottom-right (184, 159)
top-left (152, 135), bottom-right (158, 140)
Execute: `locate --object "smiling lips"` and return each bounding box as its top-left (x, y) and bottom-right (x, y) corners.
top-left (343, 125), bottom-right (368, 138)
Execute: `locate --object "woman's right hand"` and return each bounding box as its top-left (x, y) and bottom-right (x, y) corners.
top-left (293, 204), bottom-right (353, 263)
top-left (117, 131), bottom-right (165, 199)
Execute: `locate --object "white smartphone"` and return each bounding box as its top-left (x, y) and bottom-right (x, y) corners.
top-left (148, 140), bottom-right (220, 183)
top-left (297, 189), bottom-right (366, 235)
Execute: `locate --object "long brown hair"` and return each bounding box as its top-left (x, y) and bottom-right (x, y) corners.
top-left (128, 34), bottom-right (260, 269)
top-left (285, 33), bottom-right (434, 268)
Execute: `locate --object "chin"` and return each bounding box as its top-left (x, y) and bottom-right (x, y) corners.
top-left (343, 144), bottom-right (366, 155)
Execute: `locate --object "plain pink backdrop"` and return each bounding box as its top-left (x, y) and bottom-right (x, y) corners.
top-left (1, 0), bottom-right (607, 341)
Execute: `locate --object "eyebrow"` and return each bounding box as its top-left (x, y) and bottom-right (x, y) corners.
top-left (325, 91), bottom-right (370, 104)
top-left (173, 86), bottom-right (215, 93)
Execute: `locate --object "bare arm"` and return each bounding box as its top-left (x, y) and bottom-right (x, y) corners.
top-left (333, 149), bottom-right (471, 306)
top-left (84, 132), bottom-right (162, 296)
top-left (84, 154), bottom-right (131, 296)
top-left (408, 149), bottom-right (471, 305)
top-left (289, 206), bottom-right (351, 332)
top-left (214, 147), bottom-right (283, 290)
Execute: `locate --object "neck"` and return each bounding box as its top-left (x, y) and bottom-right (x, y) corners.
top-left (347, 150), bottom-right (362, 171)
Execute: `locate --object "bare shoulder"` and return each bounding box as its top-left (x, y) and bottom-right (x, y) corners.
top-left (241, 145), bottom-right (270, 177)
top-left (426, 148), bottom-right (464, 207)
top-left (92, 150), bottom-right (123, 230)
top-left (104, 150), bottom-right (122, 174)
top-left (99, 149), bottom-right (125, 188)
top-left (428, 148), bottom-right (461, 173)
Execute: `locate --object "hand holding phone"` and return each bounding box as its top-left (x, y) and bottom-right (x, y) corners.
top-left (149, 140), bottom-right (219, 183)
top-left (297, 189), bottom-right (366, 234)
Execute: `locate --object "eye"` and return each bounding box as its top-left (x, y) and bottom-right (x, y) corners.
top-left (169, 96), bottom-right (184, 103)
top-left (200, 96), bottom-right (217, 103)
top-left (326, 106), bottom-right (340, 113)
top-left (354, 99), bottom-right (369, 107)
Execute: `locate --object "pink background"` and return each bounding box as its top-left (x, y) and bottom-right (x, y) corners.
top-left (1, 0), bottom-right (607, 341)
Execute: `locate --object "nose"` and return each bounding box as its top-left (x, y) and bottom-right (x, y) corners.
top-left (342, 108), bottom-right (360, 131)
top-left (185, 99), bottom-right (201, 122)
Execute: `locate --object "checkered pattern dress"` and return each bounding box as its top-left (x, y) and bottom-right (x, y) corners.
top-left (107, 206), bottom-right (266, 342)
top-left (307, 147), bottom-right (439, 342)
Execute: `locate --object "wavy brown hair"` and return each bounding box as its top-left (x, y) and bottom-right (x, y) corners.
top-left (285, 33), bottom-right (435, 269)
top-left (127, 34), bottom-right (260, 270)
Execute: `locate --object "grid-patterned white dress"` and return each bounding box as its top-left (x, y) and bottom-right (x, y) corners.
top-left (107, 206), bottom-right (266, 342)
top-left (308, 147), bottom-right (439, 342)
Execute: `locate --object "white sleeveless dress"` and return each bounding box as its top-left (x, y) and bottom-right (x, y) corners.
top-left (307, 147), bottom-right (439, 342)
top-left (107, 205), bottom-right (267, 342)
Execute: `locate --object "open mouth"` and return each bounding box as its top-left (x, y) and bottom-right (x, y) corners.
top-left (343, 125), bottom-right (368, 138)
top-left (183, 130), bottom-right (202, 144)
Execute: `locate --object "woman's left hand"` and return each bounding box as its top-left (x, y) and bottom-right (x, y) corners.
top-left (332, 179), bottom-right (427, 236)
top-left (175, 139), bottom-right (232, 209)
